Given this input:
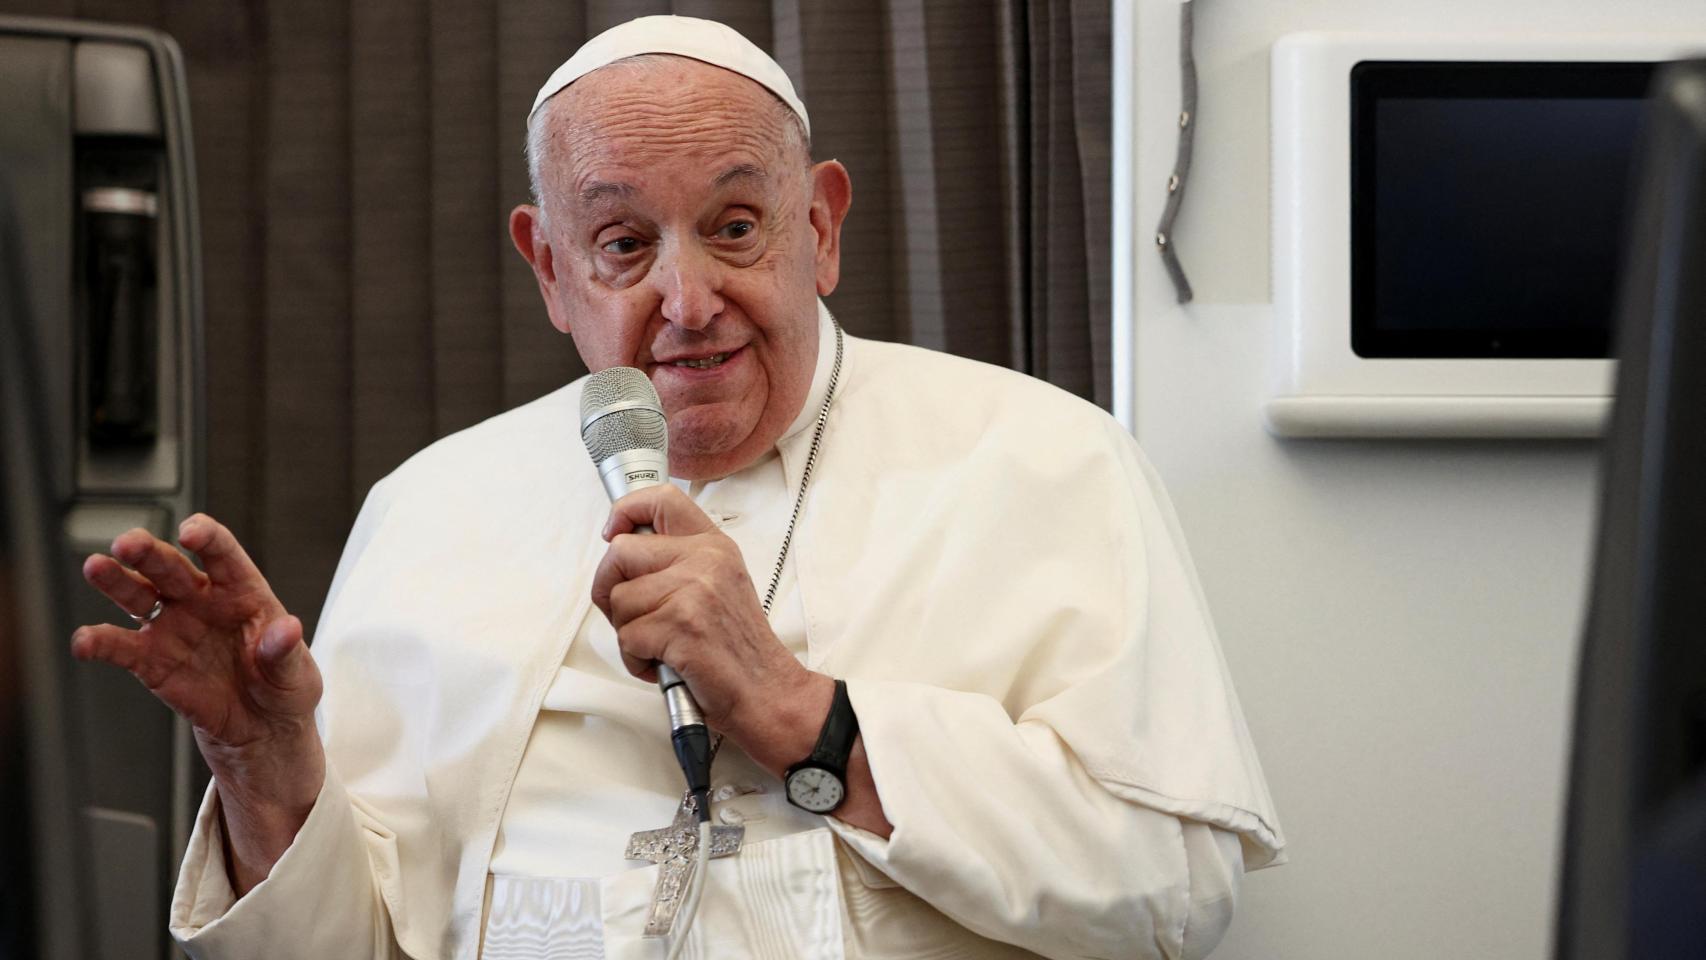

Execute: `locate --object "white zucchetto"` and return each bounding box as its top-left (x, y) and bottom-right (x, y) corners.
top-left (529, 15), bottom-right (809, 135)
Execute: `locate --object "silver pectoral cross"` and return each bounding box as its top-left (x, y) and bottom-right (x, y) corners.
top-left (625, 793), bottom-right (744, 937)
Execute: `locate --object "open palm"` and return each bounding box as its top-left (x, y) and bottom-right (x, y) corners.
top-left (73, 513), bottom-right (321, 753)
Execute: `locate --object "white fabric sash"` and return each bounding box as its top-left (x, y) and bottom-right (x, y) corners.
top-left (483, 829), bottom-right (845, 960)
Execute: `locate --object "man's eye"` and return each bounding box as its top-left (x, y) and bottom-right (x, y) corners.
top-left (602, 237), bottom-right (642, 255)
top-left (719, 221), bottom-right (755, 241)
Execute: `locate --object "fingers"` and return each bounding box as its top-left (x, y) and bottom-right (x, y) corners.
top-left (621, 650), bottom-right (658, 683)
top-left (611, 607), bottom-right (670, 682)
top-left (251, 615), bottom-right (309, 689)
top-left (602, 485), bottom-right (719, 540)
top-left (70, 622), bottom-right (179, 692)
top-left (82, 554), bottom-right (163, 620)
top-left (70, 623), bottom-right (147, 671)
top-left (177, 513), bottom-right (263, 588)
top-left (590, 533), bottom-right (691, 620)
top-left (596, 550), bottom-right (687, 683)
top-left (111, 527), bottom-right (209, 600)
top-left (240, 614), bottom-right (325, 723)
top-left (605, 570), bottom-right (687, 631)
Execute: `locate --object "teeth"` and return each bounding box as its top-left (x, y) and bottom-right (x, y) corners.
top-left (673, 353), bottom-right (730, 369)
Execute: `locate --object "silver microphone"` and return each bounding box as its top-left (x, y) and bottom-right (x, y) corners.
top-left (580, 367), bottom-right (712, 820)
top-left (580, 366), bottom-right (670, 506)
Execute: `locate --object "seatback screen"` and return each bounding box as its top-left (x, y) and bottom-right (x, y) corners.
top-left (1351, 61), bottom-right (1653, 358)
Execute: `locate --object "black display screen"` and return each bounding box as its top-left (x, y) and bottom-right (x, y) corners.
top-left (1350, 61), bottom-right (1654, 358)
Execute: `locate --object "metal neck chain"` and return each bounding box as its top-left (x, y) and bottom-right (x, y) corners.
top-left (760, 316), bottom-right (844, 616)
top-left (703, 317), bottom-right (844, 761)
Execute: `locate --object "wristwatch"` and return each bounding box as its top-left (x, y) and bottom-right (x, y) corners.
top-left (784, 678), bottom-right (859, 814)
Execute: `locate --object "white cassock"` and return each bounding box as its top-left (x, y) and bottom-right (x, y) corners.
top-left (168, 302), bottom-right (1285, 960)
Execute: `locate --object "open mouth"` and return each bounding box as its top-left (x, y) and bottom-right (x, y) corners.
top-left (662, 345), bottom-right (746, 372)
top-left (672, 352), bottom-right (731, 370)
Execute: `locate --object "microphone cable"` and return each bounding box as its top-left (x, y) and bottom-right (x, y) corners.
top-left (664, 820), bottom-right (713, 960)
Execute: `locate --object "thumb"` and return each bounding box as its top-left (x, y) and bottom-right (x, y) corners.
top-left (254, 615), bottom-right (308, 687)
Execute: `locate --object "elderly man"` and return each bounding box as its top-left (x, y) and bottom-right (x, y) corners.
top-left (73, 15), bottom-right (1281, 960)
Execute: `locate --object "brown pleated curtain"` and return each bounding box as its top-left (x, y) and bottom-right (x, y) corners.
top-left (3, 0), bottom-right (1110, 627)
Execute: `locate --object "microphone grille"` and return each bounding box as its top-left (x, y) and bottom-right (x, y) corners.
top-left (583, 407), bottom-right (667, 463)
top-left (582, 365), bottom-right (658, 411)
top-left (580, 367), bottom-right (668, 463)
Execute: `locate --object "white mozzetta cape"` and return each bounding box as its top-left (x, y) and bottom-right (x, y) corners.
top-left (170, 317), bottom-right (1285, 959)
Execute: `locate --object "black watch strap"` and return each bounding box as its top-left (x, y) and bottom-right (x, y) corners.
top-left (806, 678), bottom-right (859, 772)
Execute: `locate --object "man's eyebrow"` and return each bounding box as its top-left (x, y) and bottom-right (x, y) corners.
top-left (714, 164), bottom-right (767, 189)
top-left (578, 180), bottom-right (634, 204)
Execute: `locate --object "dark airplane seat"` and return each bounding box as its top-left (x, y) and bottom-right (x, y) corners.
top-left (1555, 58), bottom-right (1706, 960)
top-left (0, 17), bottom-right (205, 960)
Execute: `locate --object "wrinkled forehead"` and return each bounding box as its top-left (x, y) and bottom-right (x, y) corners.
top-left (543, 52), bottom-right (809, 141)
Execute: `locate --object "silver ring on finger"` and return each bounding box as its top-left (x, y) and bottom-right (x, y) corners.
top-left (128, 598), bottom-right (165, 624)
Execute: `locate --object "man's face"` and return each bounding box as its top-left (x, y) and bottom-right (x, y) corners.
top-left (512, 57), bottom-right (849, 481)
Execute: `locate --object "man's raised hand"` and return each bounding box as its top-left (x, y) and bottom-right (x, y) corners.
top-left (72, 513), bottom-right (324, 892)
top-left (74, 513), bottom-right (321, 749)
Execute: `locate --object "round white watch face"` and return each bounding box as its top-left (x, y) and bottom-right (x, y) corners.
top-left (786, 766), bottom-right (845, 813)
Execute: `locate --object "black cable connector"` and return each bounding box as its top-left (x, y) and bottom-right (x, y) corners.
top-left (672, 722), bottom-right (714, 823)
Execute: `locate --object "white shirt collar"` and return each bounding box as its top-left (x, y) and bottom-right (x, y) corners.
top-left (778, 299), bottom-right (838, 444)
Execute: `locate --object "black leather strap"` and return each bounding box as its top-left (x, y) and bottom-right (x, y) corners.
top-left (807, 678), bottom-right (859, 772)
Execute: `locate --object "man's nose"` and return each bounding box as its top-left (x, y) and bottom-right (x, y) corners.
top-left (654, 240), bottom-right (724, 330)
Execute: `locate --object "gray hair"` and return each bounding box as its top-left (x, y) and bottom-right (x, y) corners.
top-left (524, 54), bottom-right (811, 212)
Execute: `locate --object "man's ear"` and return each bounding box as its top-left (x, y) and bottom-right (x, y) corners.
top-left (510, 204), bottom-right (573, 334)
top-left (808, 161), bottom-right (852, 296)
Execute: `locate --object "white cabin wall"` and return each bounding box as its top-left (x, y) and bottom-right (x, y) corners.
top-left (1119, 2), bottom-right (1706, 958)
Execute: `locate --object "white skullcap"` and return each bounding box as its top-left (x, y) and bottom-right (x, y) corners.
top-left (528, 15), bottom-right (809, 136)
